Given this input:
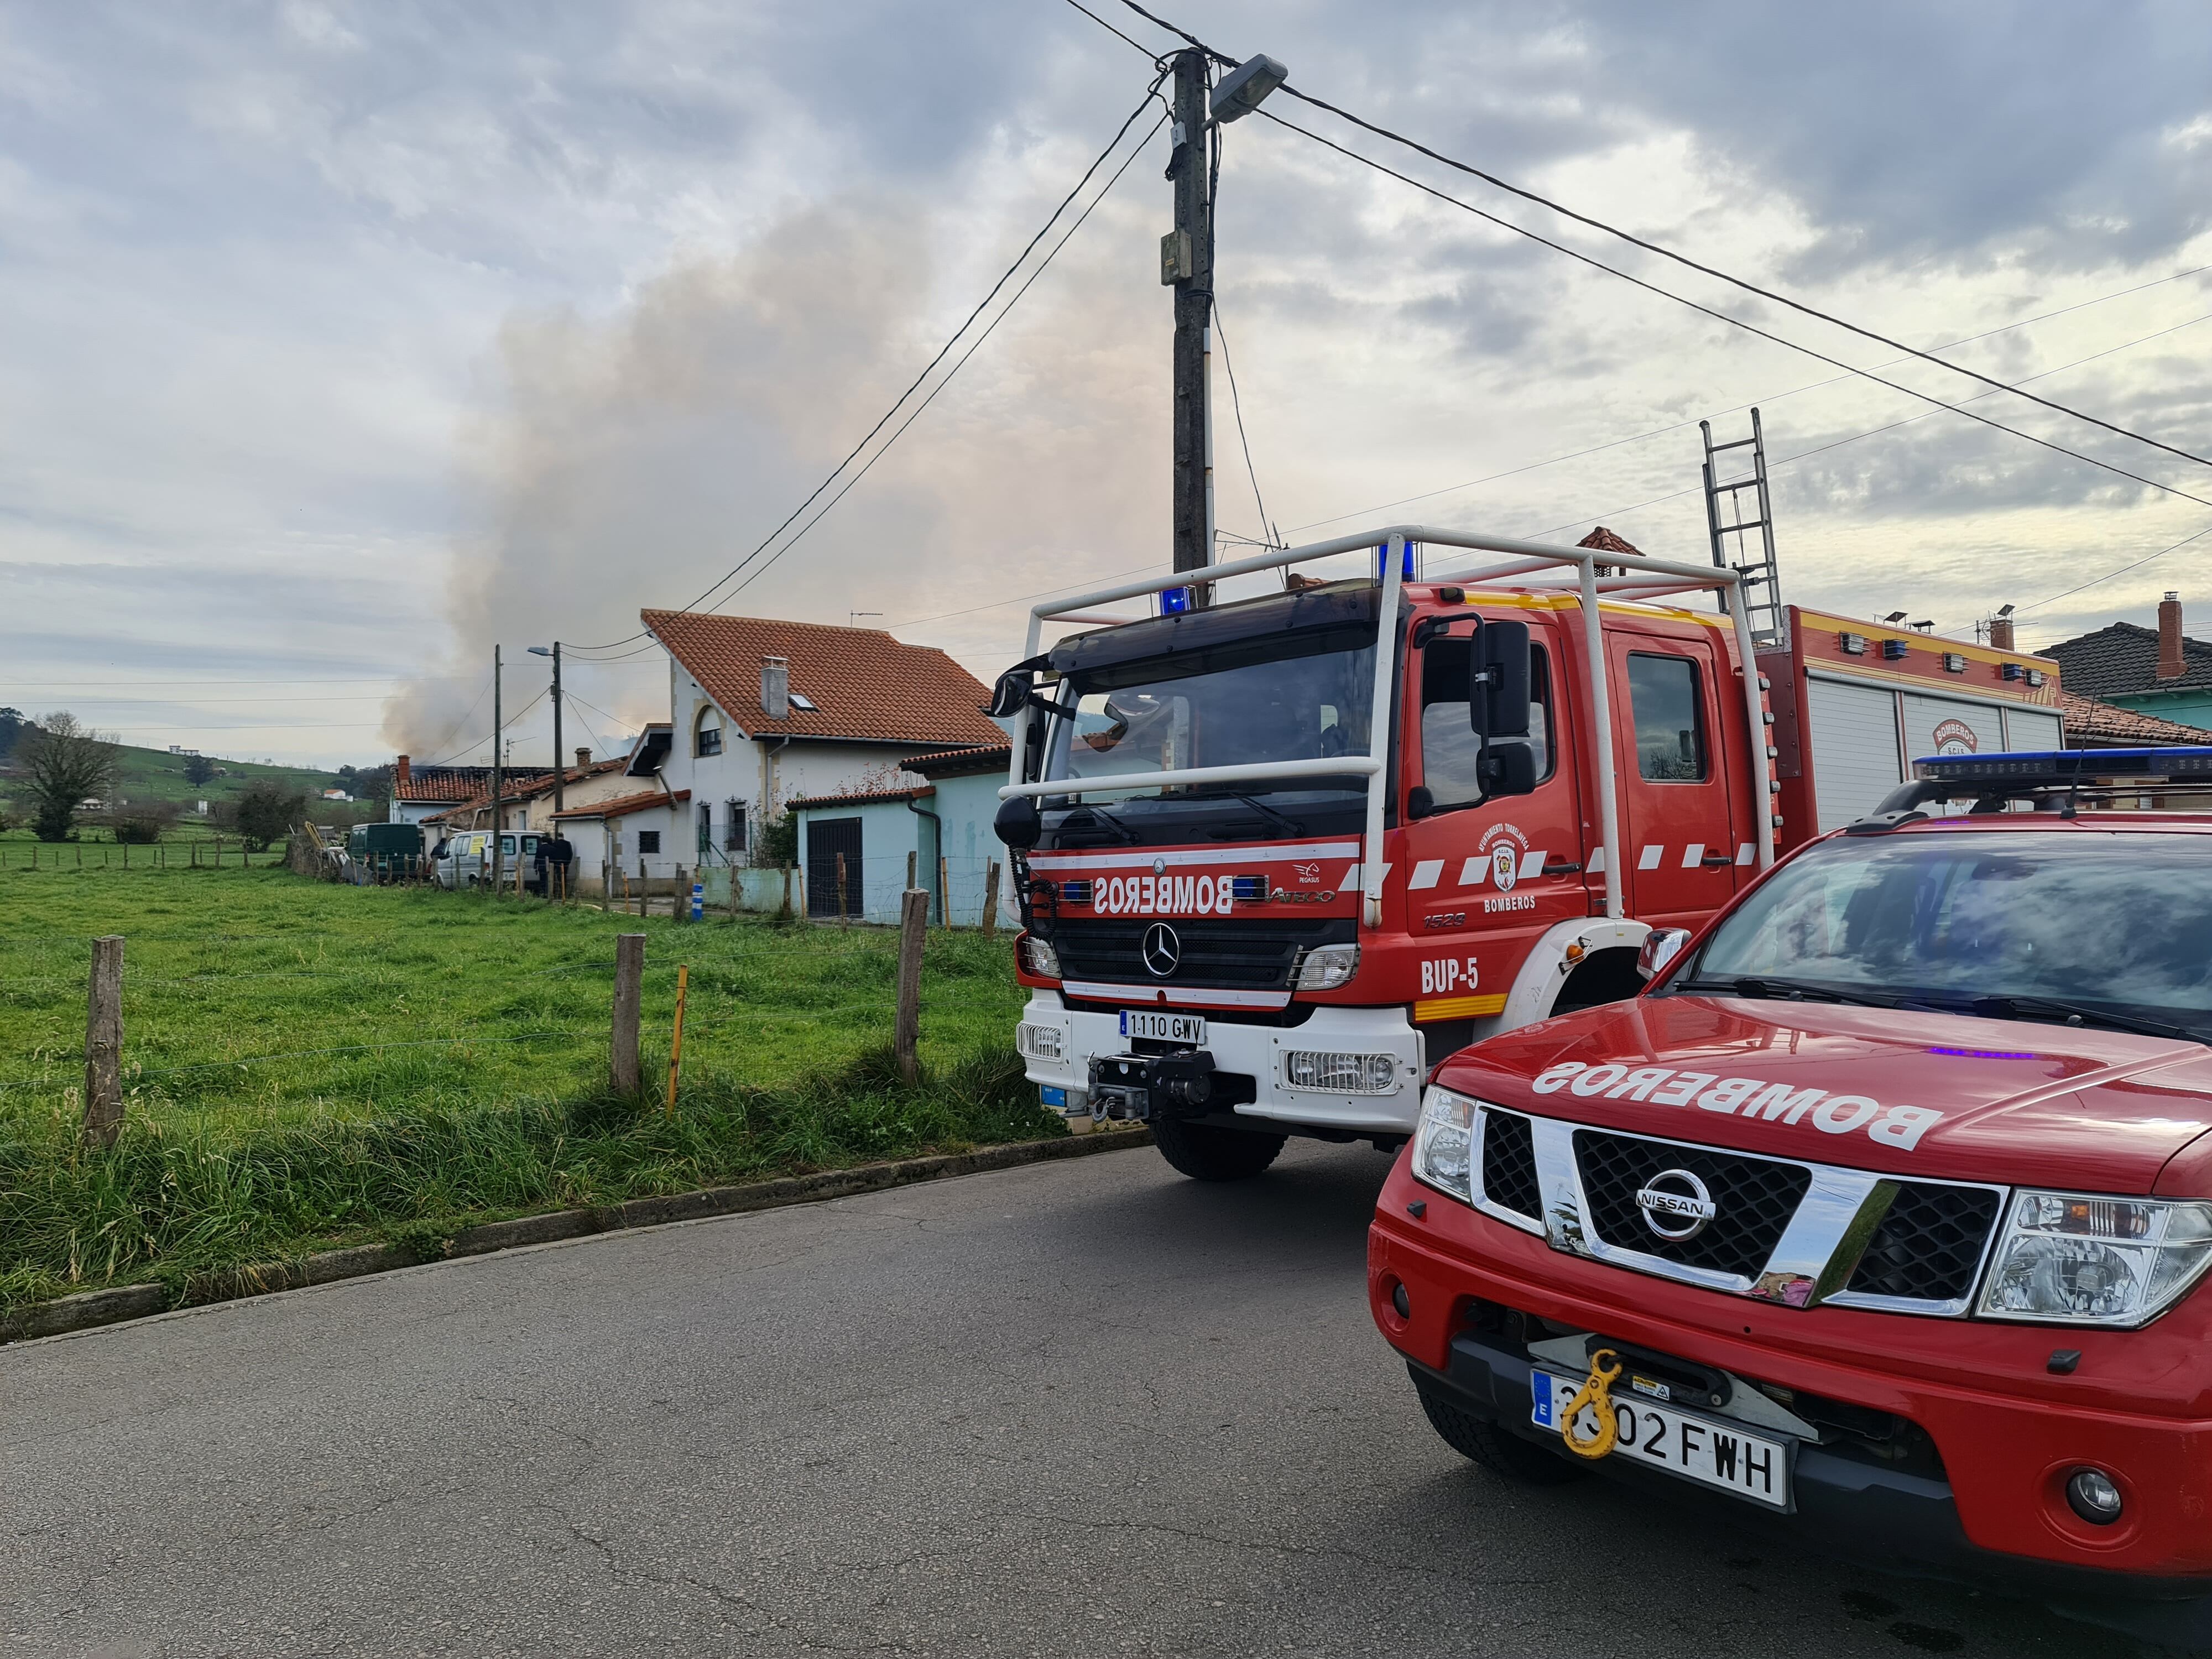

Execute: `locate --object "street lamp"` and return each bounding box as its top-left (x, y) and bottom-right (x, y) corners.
top-left (1210, 55), bottom-right (1288, 124)
top-left (527, 643), bottom-right (563, 816)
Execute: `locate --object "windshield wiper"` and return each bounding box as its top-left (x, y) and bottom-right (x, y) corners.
top-left (1055, 803), bottom-right (1140, 844)
top-left (1193, 791), bottom-right (1305, 837)
top-left (1678, 975), bottom-right (1899, 1009)
top-left (1968, 994), bottom-right (2209, 1046)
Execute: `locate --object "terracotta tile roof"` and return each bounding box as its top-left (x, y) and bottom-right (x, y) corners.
top-left (2046, 620), bottom-right (2212, 697)
top-left (900, 742), bottom-right (1011, 778)
top-left (550, 787), bottom-right (691, 821)
top-left (790, 785), bottom-right (935, 810)
top-left (643, 610), bottom-right (1003, 749)
top-left (1576, 526), bottom-right (1645, 557)
top-left (2059, 688), bottom-right (2212, 745)
top-left (394, 766), bottom-right (553, 804)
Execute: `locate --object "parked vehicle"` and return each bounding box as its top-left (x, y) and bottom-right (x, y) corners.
top-left (431, 830), bottom-right (543, 891)
top-left (990, 524), bottom-right (2058, 1182)
top-left (1369, 747), bottom-right (2212, 1642)
top-left (346, 821), bottom-right (425, 883)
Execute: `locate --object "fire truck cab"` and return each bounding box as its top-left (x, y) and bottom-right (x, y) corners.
top-left (992, 525), bottom-right (1786, 1180)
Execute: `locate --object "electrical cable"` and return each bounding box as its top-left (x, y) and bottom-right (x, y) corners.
top-left (1098, 0), bottom-right (2212, 476)
top-left (565, 81), bottom-right (1168, 656)
top-left (1250, 105), bottom-right (2212, 517)
top-left (414, 674), bottom-right (494, 769)
top-left (712, 110), bottom-right (1167, 608)
top-left (1285, 264), bottom-right (2212, 536)
top-left (1060, 0), bottom-right (1162, 61)
top-left (2013, 523), bottom-right (2212, 620)
top-left (1212, 296), bottom-right (1275, 548)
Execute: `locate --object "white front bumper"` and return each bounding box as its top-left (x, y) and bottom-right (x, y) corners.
top-left (1014, 990), bottom-right (1427, 1133)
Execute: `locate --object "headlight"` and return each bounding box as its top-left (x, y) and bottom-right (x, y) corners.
top-left (1018, 935), bottom-right (1061, 978)
top-left (1294, 943), bottom-right (1360, 990)
top-left (1411, 1087), bottom-right (1475, 1203)
top-left (1978, 1191), bottom-right (2212, 1328)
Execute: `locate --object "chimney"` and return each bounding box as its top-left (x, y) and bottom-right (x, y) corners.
top-left (1989, 615), bottom-right (2015, 651)
top-left (575, 747), bottom-right (591, 770)
top-left (396, 754), bottom-right (411, 786)
top-left (761, 655), bottom-right (791, 721)
top-left (2159, 592), bottom-right (2186, 680)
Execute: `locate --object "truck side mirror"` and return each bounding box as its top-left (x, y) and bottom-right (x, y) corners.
top-left (1479, 739), bottom-right (1538, 799)
top-left (983, 669), bottom-right (1032, 721)
top-left (1472, 619), bottom-right (1531, 740)
top-left (995, 795), bottom-right (1042, 851)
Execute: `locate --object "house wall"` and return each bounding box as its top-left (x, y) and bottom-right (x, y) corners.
top-left (793, 797), bottom-right (927, 924)
top-left (658, 660), bottom-right (929, 870)
top-left (2107, 688), bottom-right (2212, 733)
top-left (788, 774), bottom-right (1009, 926)
top-left (516, 769), bottom-right (640, 832)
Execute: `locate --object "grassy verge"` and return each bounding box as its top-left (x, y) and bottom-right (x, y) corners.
top-left (0, 859), bottom-right (1052, 1311)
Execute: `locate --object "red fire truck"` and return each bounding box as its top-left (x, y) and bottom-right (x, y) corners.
top-left (989, 525), bottom-right (2060, 1181)
top-left (1369, 747), bottom-right (2212, 1640)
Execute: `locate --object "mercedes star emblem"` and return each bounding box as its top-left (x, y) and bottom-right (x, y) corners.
top-left (1635, 1168), bottom-right (1717, 1242)
top-left (1141, 922), bottom-right (1181, 977)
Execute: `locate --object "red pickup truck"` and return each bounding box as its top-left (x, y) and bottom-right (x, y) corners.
top-left (1368, 747), bottom-right (2212, 1642)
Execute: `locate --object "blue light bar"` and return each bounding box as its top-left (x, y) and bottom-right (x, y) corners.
top-left (1911, 746), bottom-right (2212, 785)
top-left (1374, 541), bottom-right (1417, 581)
top-left (1157, 585), bottom-right (1194, 615)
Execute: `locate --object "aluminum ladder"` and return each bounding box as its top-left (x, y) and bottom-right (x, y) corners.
top-left (1700, 408), bottom-right (1786, 649)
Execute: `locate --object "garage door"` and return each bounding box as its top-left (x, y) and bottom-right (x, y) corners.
top-left (1902, 692), bottom-right (2006, 765)
top-left (806, 817), bottom-right (864, 918)
top-left (1808, 676), bottom-right (1903, 832)
top-left (2004, 706), bottom-right (2063, 750)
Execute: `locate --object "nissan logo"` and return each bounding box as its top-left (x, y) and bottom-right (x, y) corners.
top-left (1635, 1168), bottom-right (1717, 1242)
top-left (1141, 922), bottom-right (1181, 977)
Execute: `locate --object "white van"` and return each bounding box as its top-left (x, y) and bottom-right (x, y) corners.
top-left (432, 831), bottom-right (545, 891)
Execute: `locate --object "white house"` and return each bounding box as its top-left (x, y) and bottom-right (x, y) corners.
top-left (641, 608), bottom-right (1006, 912)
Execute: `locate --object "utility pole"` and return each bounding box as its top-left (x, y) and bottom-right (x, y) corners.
top-left (490, 644), bottom-right (504, 895)
top-left (1165, 48), bottom-right (1213, 593)
top-left (531, 643), bottom-right (565, 815)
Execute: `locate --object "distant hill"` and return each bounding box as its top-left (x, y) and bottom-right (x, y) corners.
top-left (0, 730), bottom-right (361, 815)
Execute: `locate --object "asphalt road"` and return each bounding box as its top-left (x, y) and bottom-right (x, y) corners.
top-left (0, 1139), bottom-right (2177, 1658)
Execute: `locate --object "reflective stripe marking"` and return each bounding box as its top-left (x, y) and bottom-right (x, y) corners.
top-left (1028, 841), bottom-right (1362, 873)
top-left (1519, 849), bottom-right (1548, 879)
top-left (1587, 846), bottom-right (1605, 874)
top-left (1682, 842), bottom-right (1705, 868)
top-left (1408, 859), bottom-right (1444, 890)
top-left (1060, 980), bottom-right (1292, 1009)
top-left (1638, 844), bottom-right (1663, 870)
top-left (1415, 992), bottom-right (1508, 1021)
top-left (1458, 857), bottom-right (1490, 888)
top-left (1736, 842), bottom-right (1755, 866)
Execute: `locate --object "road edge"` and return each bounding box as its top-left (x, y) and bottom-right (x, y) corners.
top-left (1, 1124), bottom-right (1154, 1347)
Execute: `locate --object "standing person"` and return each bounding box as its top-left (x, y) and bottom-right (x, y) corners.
top-left (531, 833), bottom-right (551, 899)
top-left (549, 831), bottom-right (576, 900)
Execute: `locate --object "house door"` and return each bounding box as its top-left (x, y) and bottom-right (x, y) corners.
top-left (807, 817), bottom-right (863, 918)
top-left (1610, 633), bottom-right (1744, 928)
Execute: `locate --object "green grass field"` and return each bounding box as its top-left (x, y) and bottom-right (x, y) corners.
top-left (0, 737), bottom-right (350, 822)
top-left (0, 860), bottom-right (1047, 1312)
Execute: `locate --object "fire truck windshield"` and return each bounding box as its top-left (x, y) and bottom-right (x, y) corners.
top-left (1673, 829), bottom-right (2212, 1039)
top-left (1041, 623), bottom-right (1377, 833)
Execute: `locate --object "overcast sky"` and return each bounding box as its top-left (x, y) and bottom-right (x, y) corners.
top-left (3, 1), bottom-right (2209, 768)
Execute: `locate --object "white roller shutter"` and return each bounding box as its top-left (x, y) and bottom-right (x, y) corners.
top-left (2005, 707), bottom-right (2063, 751)
top-left (1901, 692), bottom-right (2006, 764)
top-left (1808, 677), bottom-right (1903, 832)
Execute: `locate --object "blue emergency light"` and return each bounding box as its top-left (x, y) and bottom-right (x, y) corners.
top-left (1158, 585), bottom-right (1194, 615)
top-left (1910, 747), bottom-right (2212, 787)
top-left (1375, 541), bottom-right (1418, 581)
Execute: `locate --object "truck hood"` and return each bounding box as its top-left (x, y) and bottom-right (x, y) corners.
top-left (1436, 995), bottom-right (2212, 1192)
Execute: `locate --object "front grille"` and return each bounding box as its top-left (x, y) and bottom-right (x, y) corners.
top-left (1846, 1182), bottom-right (2002, 1303)
top-left (1574, 1130), bottom-right (1811, 1279)
top-left (1048, 918), bottom-right (1353, 991)
top-left (1481, 1110), bottom-right (1541, 1219)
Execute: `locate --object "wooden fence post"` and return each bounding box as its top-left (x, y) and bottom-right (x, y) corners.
top-left (836, 853), bottom-right (849, 928)
top-left (982, 861), bottom-right (1000, 940)
top-left (780, 864), bottom-right (794, 920)
top-left (906, 849), bottom-right (917, 890)
top-left (611, 933), bottom-right (645, 1094)
top-left (665, 963), bottom-right (690, 1116)
top-left (82, 936), bottom-right (124, 1147)
top-left (895, 888), bottom-right (927, 1084)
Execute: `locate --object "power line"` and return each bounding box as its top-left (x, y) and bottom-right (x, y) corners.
top-left (1060, 0), bottom-right (1160, 60)
top-left (1212, 294), bottom-right (1275, 547)
top-left (2015, 523), bottom-right (2212, 621)
top-left (1284, 264), bottom-right (2212, 536)
top-left (1250, 105), bottom-right (2212, 517)
top-left (1097, 0), bottom-right (2212, 476)
top-left (714, 110), bottom-right (1167, 611)
top-left (566, 81), bottom-right (1168, 658)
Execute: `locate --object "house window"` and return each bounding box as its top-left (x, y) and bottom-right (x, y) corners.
top-left (695, 708), bottom-right (723, 757)
top-left (726, 801), bottom-right (748, 854)
top-left (637, 830), bottom-right (662, 855)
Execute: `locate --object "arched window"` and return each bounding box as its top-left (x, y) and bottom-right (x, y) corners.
top-left (695, 706), bottom-right (723, 757)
